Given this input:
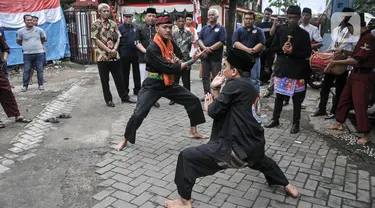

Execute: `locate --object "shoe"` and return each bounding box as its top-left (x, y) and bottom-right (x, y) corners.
top-left (106, 101), bottom-right (115, 107)
top-left (290, 123), bottom-right (300, 134)
top-left (301, 104), bottom-right (306, 109)
top-left (154, 101), bottom-right (160, 108)
top-left (169, 101), bottom-right (175, 105)
top-left (311, 110), bottom-right (326, 117)
top-left (264, 119), bottom-right (280, 128)
top-left (324, 113), bottom-right (335, 120)
top-left (21, 87), bottom-right (27, 92)
top-left (38, 86), bottom-right (44, 90)
top-left (121, 96), bottom-right (136, 103)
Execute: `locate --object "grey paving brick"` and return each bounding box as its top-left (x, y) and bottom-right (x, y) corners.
top-left (336, 156), bottom-right (347, 167)
top-left (298, 188), bottom-right (315, 197)
top-left (146, 178), bottom-right (169, 188)
top-left (127, 161), bottom-right (146, 171)
top-left (299, 195), bottom-right (326, 206)
top-left (291, 162), bottom-right (311, 169)
top-left (253, 196), bottom-right (270, 208)
top-left (93, 187), bottom-right (116, 201)
top-left (203, 183), bottom-right (222, 197)
top-left (215, 192), bottom-right (229, 200)
top-left (236, 179), bottom-right (252, 192)
top-left (344, 182), bottom-right (357, 194)
top-left (208, 197), bottom-right (225, 207)
top-left (229, 172), bottom-right (245, 183)
top-left (227, 195), bottom-right (253, 207)
top-left (328, 195), bottom-right (342, 208)
top-left (96, 159), bottom-right (115, 168)
top-left (197, 176), bottom-right (215, 187)
top-left (127, 168), bottom-right (147, 178)
top-left (357, 189), bottom-right (370, 203)
top-left (220, 187), bottom-right (245, 197)
top-left (278, 159), bottom-right (291, 168)
top-left (305, 179), bottom-right (318, 191)
top-left (343, 198), bottom-right (371, 208)
top-left (111, 190), bottom-right (136, 202)
top-left (148, 186), bottom-right (172, 197)
top-left (298, 201), bottom-right (312, 208)
top-left (131, 192), bottom-right (154, 206)
top-left (130, 183), bottom-right (152, 195)
top-left (260, 191), bottom-right (285, 202)
top-left (358, 170), bottom-right (369, 179)
top-left (244, 175), bottom-right (267, 183)
top-left (332, 175), bottom-right (345, 186)
top-left (92, 196), bottom-right (116, 208)
top-left (143, 170), bottom-right (165, 179)
top-left (112, 199), bottom-right (137, 208)
top-left (100, 171), bottom-right (116, 180)
top-left (17, 153), bottom-right (36, 161)
top-left (112, 174), bottom-right (132, 183)
top-left (129, 175), bottom-right (149, 187)
top-left (331, 190), bottom-right (356, 200)
top-left (98, 179), bottom-right (116, 187)
top-left (192, 191), bottom-right (211, 203)
top-left (96, 164), bottom-right (116, 175)
top-left (315, 186), bottom-right (329, 200)
top-left (334, 166), bottom-right (346, 176)
top-left (319, 182), bottom-right (343, 191)
top-left (286, 166), bottom-right (299, 175)
top-left (295, 172), bottom-right (308, 183)
top-left (213, 178), bottom-right (237, 188)
top-left (358, 179), bottom-right (370, 190)
top-left (112, 182), bottom-right (134, 192)
top-left (345, 172), bottom-right (357, 183)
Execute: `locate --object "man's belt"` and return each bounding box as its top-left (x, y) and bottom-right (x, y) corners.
top-left (148, 72), bottom-right (163, 80)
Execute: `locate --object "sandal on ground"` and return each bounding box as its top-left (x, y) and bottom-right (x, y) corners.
top-left (44, 117), bottom-right (60, 123)
top-left (56, 113), bottom-right (72, 119)
top-left (0, 121), bottom-right (5, 128)
top-left (15, 117), bottom-right (32, 123)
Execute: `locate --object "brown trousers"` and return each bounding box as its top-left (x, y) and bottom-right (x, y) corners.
top-left (336, 72), bottom-right (373, 133)
top-left (0, 64), bottom-right (20, 117)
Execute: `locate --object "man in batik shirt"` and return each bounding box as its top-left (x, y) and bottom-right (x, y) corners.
top-left (169, 14), bottom-right (192, 105)
top-left (264, 5), bottom-right (312, 134)
top-left (91, 3), bottom-right (129, 107)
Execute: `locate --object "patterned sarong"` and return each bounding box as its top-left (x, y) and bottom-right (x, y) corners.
top-left (274, 77), bottom-right (305, 97)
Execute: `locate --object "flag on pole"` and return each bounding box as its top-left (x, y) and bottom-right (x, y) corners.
top-left (193, 0), bottom-right (202, 32)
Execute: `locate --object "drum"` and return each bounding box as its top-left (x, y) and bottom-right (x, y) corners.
top-left (309, 52), bottom-right (347, 75)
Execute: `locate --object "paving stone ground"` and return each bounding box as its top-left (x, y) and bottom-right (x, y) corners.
top-left (92, 68), bottom-right (375, 208)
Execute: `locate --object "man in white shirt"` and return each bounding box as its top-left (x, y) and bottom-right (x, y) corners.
top-left (311, 7), bottom-right (358, 119)
top-left (185, 13), bottom-right (199, 57)
top-left (300, 8), bottom-right (323, 49)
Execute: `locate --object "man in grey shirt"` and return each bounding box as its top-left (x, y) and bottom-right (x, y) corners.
top-left (16, 14), bottom-right (46, 91)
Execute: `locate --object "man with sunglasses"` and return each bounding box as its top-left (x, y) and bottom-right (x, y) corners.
top-left (264, 5), bottom-right (312, 134)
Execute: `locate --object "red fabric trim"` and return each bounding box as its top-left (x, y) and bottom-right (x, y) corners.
top-left (121, 2), bottom-right (191, 6)
top-left (0, 0), bottom-right (60, 13)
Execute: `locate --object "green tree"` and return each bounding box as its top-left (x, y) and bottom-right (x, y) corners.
top-left (268, 0), bottom-right (298, 15)
top-left (353, 0), bottom-right (375, 15)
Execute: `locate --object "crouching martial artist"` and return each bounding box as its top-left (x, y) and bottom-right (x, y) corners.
top-left (165, 48), bottom-right (299, 208)
top-left (326, 13), bottom-right (375, 145)
top-left (116, 14), bottom-right (208, 151)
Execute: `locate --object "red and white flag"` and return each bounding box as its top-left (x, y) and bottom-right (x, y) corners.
top-left (193, 0), bottom-right (202, 32)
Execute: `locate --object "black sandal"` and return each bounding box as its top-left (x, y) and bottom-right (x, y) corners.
top-left (45, 118), bottom-right (60, 123)
top-left (15, 117), bottom-right (32, 123)
top-left (0, 121), bottom-right (5, 128)
top-left (56, 113), bottom-right (72, 119)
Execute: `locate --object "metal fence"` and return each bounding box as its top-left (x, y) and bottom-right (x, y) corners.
top-left (64, 8), bottom-right (98, 64)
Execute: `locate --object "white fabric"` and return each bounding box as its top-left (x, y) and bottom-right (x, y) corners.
top-left (329, 26), bottom-right (358, 52)
top-left (300, 24), bottom-right (323, 42)
top-left (120, 4), bottom-right (193, 14)
top-left (139, 63), bottom-right (147, 83)
top-left (0, 7), bottom-right (61, 28)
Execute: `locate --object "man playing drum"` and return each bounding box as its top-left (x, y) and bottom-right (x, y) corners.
top-left (326, 13), bottom-right (375, 145)
top-left (311, 8), bottom-right (358, 119)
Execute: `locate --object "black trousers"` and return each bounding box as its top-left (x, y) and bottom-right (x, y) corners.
top-left (120, 56), bottom-right (141, 95)
top-left (272, 91), bottom-right (305, 124)
top-left (175, 146), bottom-right (289, 200)
top-left (174, 66), bottom-right (191, 91)
top-left (260, 50), bottom-right (275, 82)
top-left (318, 71), bottom-right (348, 114)
top-left (201, 59), bottom-right (222, 94)
top-left (98, 61), bottom-right (127, 103)
top-left (124, 78), bottom-right (206, 144)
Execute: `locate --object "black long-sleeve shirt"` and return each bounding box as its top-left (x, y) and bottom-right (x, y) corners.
top-left (145, 41), bottom-right (183, 74)
top-left (197, 76), bottom-right (265, 163)
top-left (270, 24), bottom-right (312, 79)
top-left (0, 36), bottom-right (9, 63)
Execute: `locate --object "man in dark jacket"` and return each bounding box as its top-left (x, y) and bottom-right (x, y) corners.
top-left (264, 5), bottom-right (312, 134)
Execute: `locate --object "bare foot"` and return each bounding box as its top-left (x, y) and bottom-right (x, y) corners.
top-left (327, 123), bottom-right (343, 131)
top-left (357, 135), bottom-right (371, 145)
top-left (116, 139), bottom-right (127, 151)
top-left (189, 132), bottom-right (209, 139)
top-left (285, 184), bottom-right (299, 198)
top-left (164, 198), bottom-right (192, 208)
